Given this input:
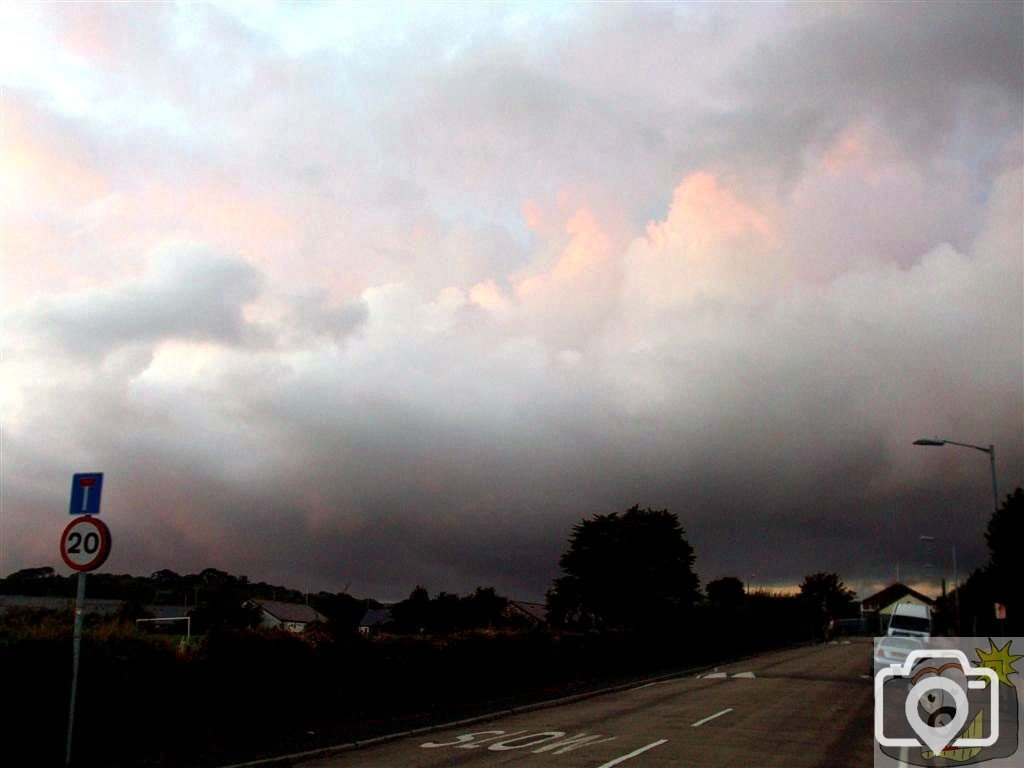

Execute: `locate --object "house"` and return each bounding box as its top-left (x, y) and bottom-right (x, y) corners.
top-left (0, 594), bottom-right (124, 616)
top-left (859, 583), bottom-right (936, 634)
top-left (0, 594), bottom-right (182, 620)
top-left (358, 607), bottom-right (392, 635)
top-left (503, 600), bottom-right (547, 627)
top-left (249, 599), bottom-right (327, 633)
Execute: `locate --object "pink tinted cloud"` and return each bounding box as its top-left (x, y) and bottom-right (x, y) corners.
top-left (516, 207), bottom-right (616, 300)
top-left (621, 171), bottom-right (781, 309)
top-left (645, 172), bottom-right (776, 253)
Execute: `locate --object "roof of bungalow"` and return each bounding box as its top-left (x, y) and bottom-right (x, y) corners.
top-left (251, 599), bottom-right (327, 624)
top-left (359, 607), bottom-right (392, 627)
top-left (506, 600), bottom-right (547, 622)
top-left (859, 583), bottom-right (935, 610)
top-left (0, 594), bottom-right (185, 618)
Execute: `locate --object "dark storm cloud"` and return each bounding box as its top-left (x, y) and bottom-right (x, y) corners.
top-left (2, 3), bottom-right (1021, 601)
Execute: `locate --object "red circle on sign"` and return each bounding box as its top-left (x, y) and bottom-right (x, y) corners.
top-left (60, 516), bottom-right (112, 572)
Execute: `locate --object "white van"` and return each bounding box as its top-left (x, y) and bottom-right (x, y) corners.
top-left (886, 602), bottom-right (932, 638)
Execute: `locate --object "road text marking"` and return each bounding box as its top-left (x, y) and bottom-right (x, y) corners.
top-left (421, 729), bottom-right (616, 757)
top-left (594, 739), bottom-right (669, 767)
top-left (691, 708), bottom-right (734, 727)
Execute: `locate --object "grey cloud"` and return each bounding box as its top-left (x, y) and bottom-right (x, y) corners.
top-left (278, 291), bottom-right (368, 346)
top-left (720, 3), bottom-right (1023, 166)
top-left (2, 4), bottom-right (1021, 602)
top-left (24, 246), bottom-right (265, 357)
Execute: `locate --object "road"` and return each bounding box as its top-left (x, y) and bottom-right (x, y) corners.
top-left (298, 638), bottom-right (874, 768)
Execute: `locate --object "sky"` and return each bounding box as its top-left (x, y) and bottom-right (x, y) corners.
top-left (1, 2), bottom-right (1021, 602)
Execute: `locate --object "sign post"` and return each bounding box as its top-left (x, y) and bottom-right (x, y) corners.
top-left (62, 474), bottom-right (109, 766)
top-left (66, 572), bottom-right (87, 767)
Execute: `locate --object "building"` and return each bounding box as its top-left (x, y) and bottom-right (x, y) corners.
top-left (358, 607), bottom-right (392, 635)
top-left (503, 600), bottom-right (547, 627)
top-left (248, 599), bottom-right (327, 633)
top-left (859, 583), bottom-right (936, 634)
top-left (0, 594), bottom-right (183, 619)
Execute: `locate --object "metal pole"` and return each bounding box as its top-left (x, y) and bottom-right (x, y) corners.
top-left (952, 544), bottom-right (959, 636)
top-left (988, 445), bottom-right (999, 517)
top-left (66, 572), bottom-right (86, 766)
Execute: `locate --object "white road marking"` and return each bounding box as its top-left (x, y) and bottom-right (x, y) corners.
top-left (691, 708), bottom-right (734, 727)
top-left (458, 731), bottom-right (528, 749)
top-left (422, 730), bottom-right (518, 749)
top-left (489, 732), bottom-right (566, 751)
top-left (594, 739), bottom-right (669, 767)
top-left (422, 729), bottom-right (615, 756)
top-left (731, 671), bottom-right (756, 679)
top-left (635, 680), bottom-right (667, 690)
top-left (532, 733), bottom-right (616, 754)
top-left (698, 672), bottom-right (728, 679)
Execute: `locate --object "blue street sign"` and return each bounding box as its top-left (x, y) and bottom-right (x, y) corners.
top-left (69, 473), bottom-right (103, 516)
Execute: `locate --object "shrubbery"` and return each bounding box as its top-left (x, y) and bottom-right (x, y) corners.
top-left (3, 597), bottom-right (813, 767)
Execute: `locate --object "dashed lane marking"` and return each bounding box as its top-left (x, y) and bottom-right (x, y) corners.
top-left (691, 708), bottom-right (734, 728)
top-left (594, 739), bottom-right (669, 767)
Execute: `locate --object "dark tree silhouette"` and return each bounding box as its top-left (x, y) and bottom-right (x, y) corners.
top-left (546, 505), bottom-right (699, 629)
top-left (799, 572), bottom-right (856, 625)
top-left (387, 585), bottom-right (509, 634)
top-left (985, 487), bottom-right (1022, 631)
top-left (390, 585), bottom-right (431, 633)
top-left (706, 576), bottom-right (746, 607)
top-left (310, 591), bottom-right (366, 632)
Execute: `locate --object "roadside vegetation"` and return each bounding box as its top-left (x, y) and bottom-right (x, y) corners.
top-left (3, 489), bottom-right (1019, 766)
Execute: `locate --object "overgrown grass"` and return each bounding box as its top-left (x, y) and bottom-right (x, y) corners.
top-left (3, 602), bottom-right (815, 767)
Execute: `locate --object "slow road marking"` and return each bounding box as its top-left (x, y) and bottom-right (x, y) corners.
top-left (691, 708), bottom-right (734, 727)
top-left (421, 729), bottom-right (667, 764)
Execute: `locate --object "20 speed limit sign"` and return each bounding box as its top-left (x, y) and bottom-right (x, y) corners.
top-left (60, 516), bottom-right (112, 572)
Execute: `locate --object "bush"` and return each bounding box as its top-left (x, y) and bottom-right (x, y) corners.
top-left (2, 604), bottom-right (812, 767)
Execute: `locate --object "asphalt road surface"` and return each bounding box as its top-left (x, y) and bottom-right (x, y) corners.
top-left (299, 638), bottom-right (874, 768)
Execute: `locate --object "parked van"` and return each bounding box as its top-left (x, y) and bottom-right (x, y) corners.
top-left (886, 602), bottom-right (932, 638)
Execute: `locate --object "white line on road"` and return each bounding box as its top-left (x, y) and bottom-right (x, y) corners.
top-left (630, 679), bottom-right (671, 692)
top-left (691, 708), bottom-right (734, 727)
top-left (698, 672), bottom-right (728, 679)
top-left (595, 740), bottom-right (669, 767)
top-left (731, 671), bottom-right (756, 679)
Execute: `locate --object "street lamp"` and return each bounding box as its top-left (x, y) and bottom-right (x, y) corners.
top-left (913, 438), bottom-right (999, 521)
top-left (920, 535), bottom-right (958, 634)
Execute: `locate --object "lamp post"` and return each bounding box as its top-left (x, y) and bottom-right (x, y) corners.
top-left (920, 535), bottom-right (958, 634)
top-left (917, 438), bottom-right (995, 540)
top-left (917, 438), bottom-right (995, 518)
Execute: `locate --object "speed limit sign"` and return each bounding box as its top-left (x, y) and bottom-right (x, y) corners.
top-left (60, 516), bottom-right (111, 572)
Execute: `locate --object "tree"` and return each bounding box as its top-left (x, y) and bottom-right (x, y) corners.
top-left (799, 572), bottom-right (856, 624)
top-left (979, 487), bottom-right (1023, 633)
top-left (464, 587), bottom-right (507, 628)
top-left (706, 577), bottom-right (746, 607)
top-left (546, 505), bottom-right (699, 629)
top-left (310, 591), bottom-right (366, 633)
top-left (390, 586), bottom-right (431, 633)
